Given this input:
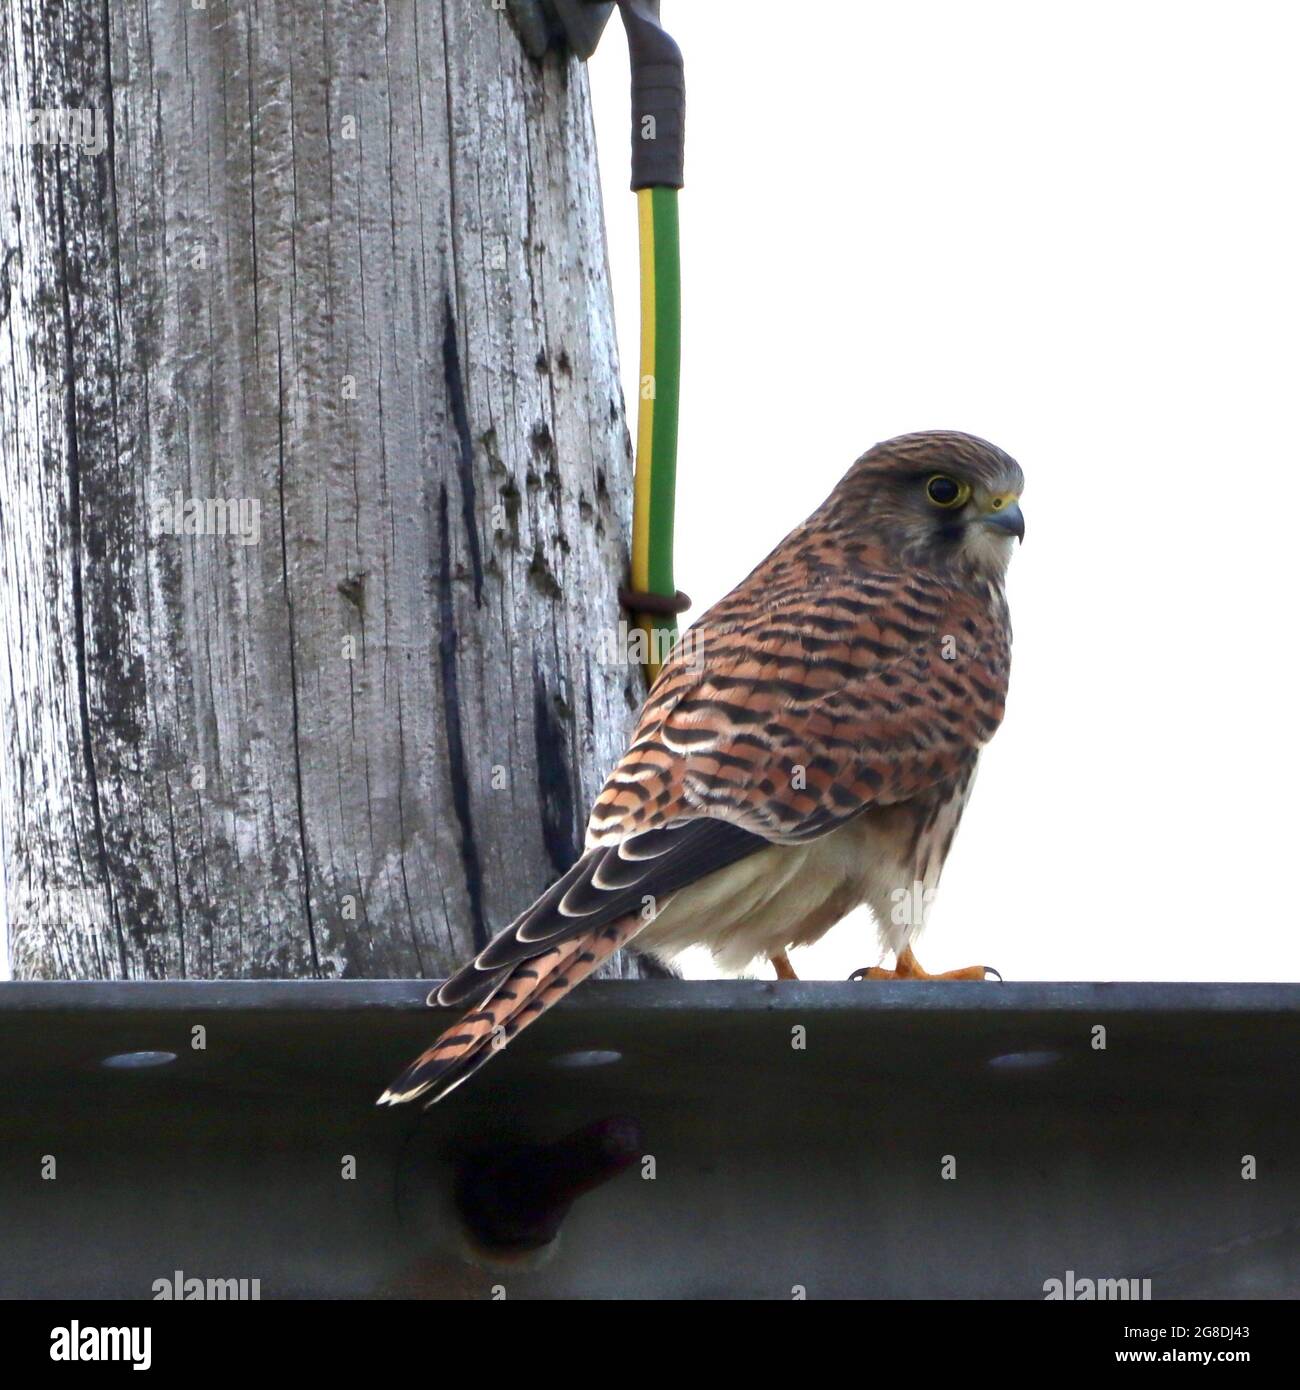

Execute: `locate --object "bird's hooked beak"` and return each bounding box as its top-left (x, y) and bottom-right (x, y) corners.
top-left (980, 493), bottom-right (1025, 543)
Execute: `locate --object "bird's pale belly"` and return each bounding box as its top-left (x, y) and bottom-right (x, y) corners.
top-left (635, 809), bottom-right (925, 974)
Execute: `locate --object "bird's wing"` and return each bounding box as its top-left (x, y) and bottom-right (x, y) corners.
top-left (432, 815), bottom-right (768, 1007)
top-left (589, 566), bottom-right (1010, 844)
top-left (436, 569), bottom-right (1008, 1003)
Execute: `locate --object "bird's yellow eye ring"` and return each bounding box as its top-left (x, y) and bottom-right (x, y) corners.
top-left (926, 475), bottom-right (971, 509)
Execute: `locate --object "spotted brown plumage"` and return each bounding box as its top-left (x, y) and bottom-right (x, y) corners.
top-left (380, 430), bottom-right (1024, 1106)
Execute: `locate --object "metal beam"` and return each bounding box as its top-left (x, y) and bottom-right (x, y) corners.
top-left (3, 981), bottom-right (1298, 1297)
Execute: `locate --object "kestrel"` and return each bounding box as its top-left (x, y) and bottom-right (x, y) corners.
top-left (381, 430), bottom-right (1024, 1106)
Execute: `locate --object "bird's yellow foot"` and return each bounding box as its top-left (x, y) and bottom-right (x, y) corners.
top-left (771, 950), bottom-right (799, 981)
top-left (850, 945), bottom-right (1001, 982)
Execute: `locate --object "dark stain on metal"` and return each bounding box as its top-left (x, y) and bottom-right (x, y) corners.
top-left (455, 1116), bottom-right (643, 1252)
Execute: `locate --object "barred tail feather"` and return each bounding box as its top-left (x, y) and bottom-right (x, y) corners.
top-left (377, 938), bottom-right (584, 1107)
top-left (378, 915), bottom-right (642, 1108)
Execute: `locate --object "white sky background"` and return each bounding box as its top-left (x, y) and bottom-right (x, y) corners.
top-left (590, 1), bottom-right (1300, 982)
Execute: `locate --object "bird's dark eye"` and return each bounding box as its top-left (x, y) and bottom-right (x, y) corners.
top-left (926, 474), bottom-right (970, 509)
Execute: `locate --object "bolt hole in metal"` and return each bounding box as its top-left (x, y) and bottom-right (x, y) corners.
top-left (100, 1050), bottom-right (178, 1070)
top-left (549, 1049), bottom-right (623, 1070)
top-left (986, 1049), bottom-right (1064, 1071)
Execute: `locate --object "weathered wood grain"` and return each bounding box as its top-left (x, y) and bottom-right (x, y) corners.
top-left (0, 0), bottom-right (648, 980)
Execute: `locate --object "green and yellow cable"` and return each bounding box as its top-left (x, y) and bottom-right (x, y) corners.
top-left (617, 2), bottom-right (686, 685)
top-left (629, 185), bottom-right (682, 682)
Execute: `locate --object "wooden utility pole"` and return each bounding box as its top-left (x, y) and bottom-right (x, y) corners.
top-left (0, 0), bottom-right (647, 981)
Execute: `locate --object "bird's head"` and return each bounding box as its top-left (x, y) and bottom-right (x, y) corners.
top-left (823, 431), bottom-right (1025, 581)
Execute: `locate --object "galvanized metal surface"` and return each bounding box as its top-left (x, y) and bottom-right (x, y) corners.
top-left (2, 980), bottom-right (1298, 1298)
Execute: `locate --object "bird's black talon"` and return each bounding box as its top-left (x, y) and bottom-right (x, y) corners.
top-left (848, 967), bottom-right (873, 981)
top-left (984, 966), bottom-right (1003, 982)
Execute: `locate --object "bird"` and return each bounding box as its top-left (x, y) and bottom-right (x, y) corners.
top-left (379, 430), bottom-right (1024, 1107)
